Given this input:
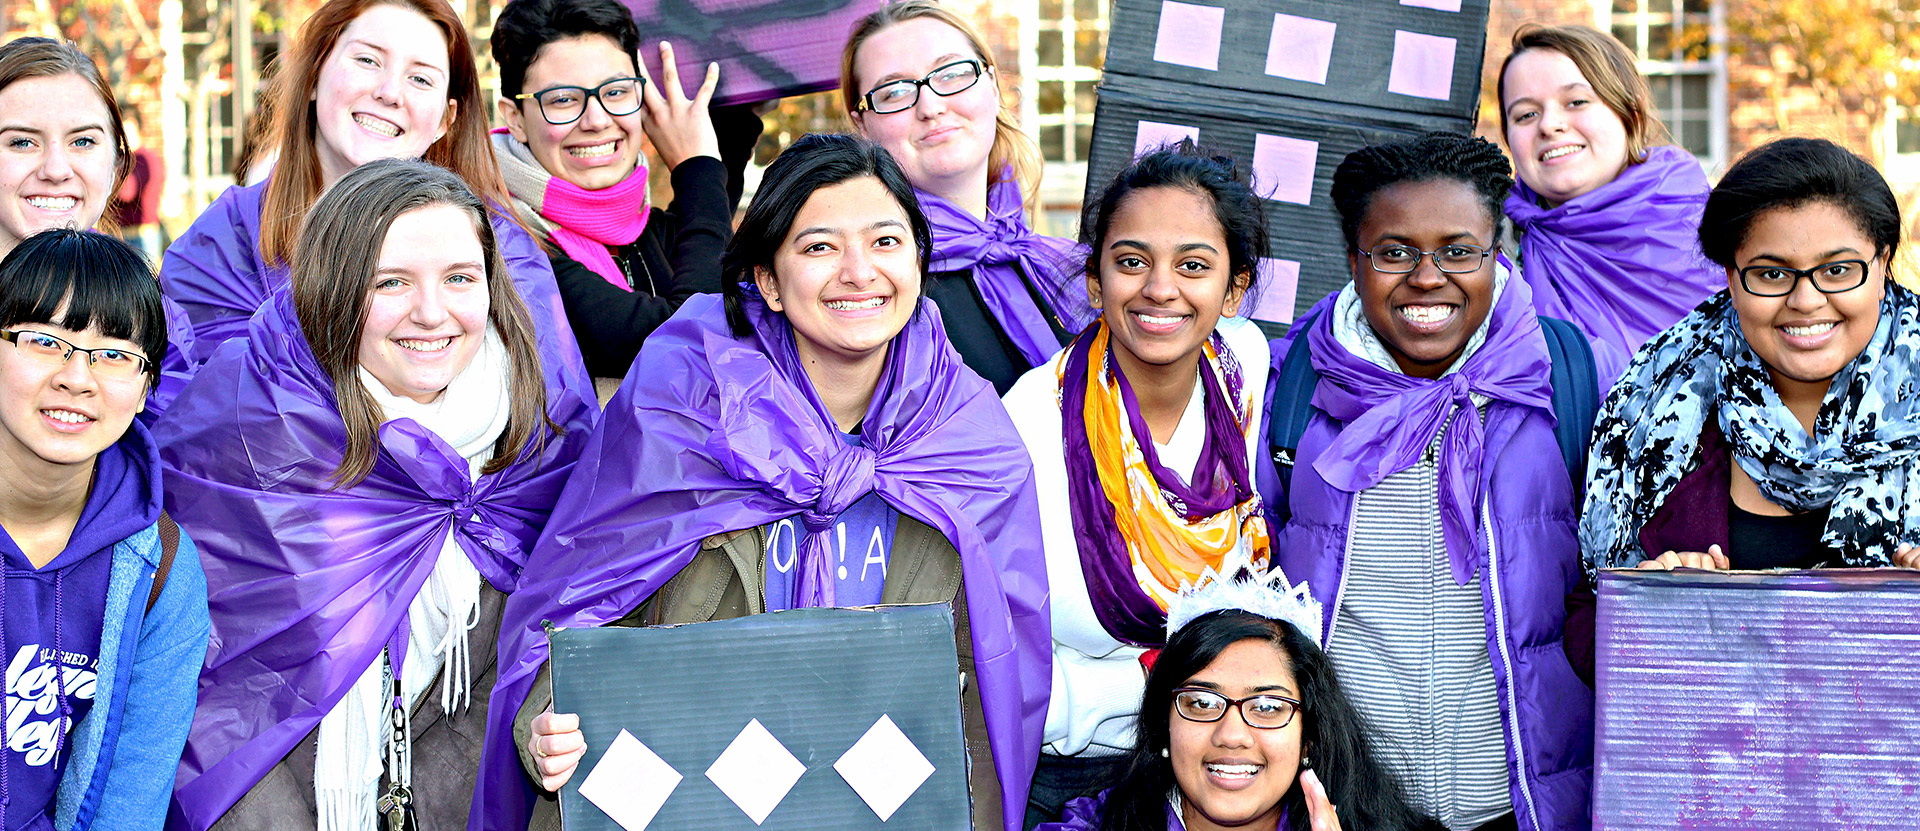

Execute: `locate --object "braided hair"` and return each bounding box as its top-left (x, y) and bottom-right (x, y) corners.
top-left (1330, 132), bottom-right (1513, 251)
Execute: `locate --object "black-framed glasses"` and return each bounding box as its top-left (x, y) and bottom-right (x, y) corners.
top-left (1356, 243), bottom-right (1493, 275)
top-left (514, 77), bottom-right (645, 125)
top-left (858, 59), bottom-right (985, 114)
top-left (1737, 259), bottom-right (1872, 298)
top-left (0, 329), bottom-right (151, 380)
top-left (1172, 687), bottom-right (1302, 730)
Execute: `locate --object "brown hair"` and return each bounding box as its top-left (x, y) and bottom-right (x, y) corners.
top-left (0, 38), bottom-right (133, 214)
top-left (839, 0), bottom-right (1043, 207)
top-left (1497, 24), bottom-right (1668, 165)
top-left (291, 158), bottom-right (554, 487)
top-left (259, 0), bottom-right (514, 267)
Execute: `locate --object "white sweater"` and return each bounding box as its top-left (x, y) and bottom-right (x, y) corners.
top-left (1001, 316), bottom-right (1273, 758)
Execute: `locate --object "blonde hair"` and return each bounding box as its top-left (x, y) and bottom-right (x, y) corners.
top-left (1497, 24), bottom-right (1669, 165)
top-left (840, 0), bottom-right (1043, 207)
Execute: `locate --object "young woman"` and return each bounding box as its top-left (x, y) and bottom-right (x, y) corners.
top-left (476, 134), bottom-right (1049, 831)
top-left (157, 159), bottom-right (595, 831)
top-left (1583, 138), bottom-right (1920, 574)
top-left (1002, 144), bottom-right (1272, 827)
top-left (490, 0), bottom-right (764, 380)
top-left (1498, 24), bottom-right (1721, 386)
top-left (840, 0), bottom-right (1096, 394)
top-left (160, 0), bottom-right (588, 398)
top-left (0, 229), bottom-right (208, 830)
top-left (1269, 133), bottom-right (1592, 831)
top-left (0, 37), bottom-right (198, 421)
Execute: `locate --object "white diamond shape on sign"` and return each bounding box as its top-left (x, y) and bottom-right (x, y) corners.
top-left (578, 729), bottom-right (682, 831)
top-left (705, 718), bottom-right (806, 825)
top-left (834, 715), bottom-right (936, 821)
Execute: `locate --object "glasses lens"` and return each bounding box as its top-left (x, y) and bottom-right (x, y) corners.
top-left (1174, 690), bottom-right (1228, 722)
top-left (1369, 245), bottom-right (1419, 273)
top-left (1241, 696), bottom-right (1297, 729)
top-left (867, 81), bottom-right (919, 114)
top-left (598, 80), bottom-right (642, 116)
top-left (927, 61), bottom-right (982, 96)
top-left (90, 349), bottom-right (146, 379)
top-left (537, 87), bottom-right (586, 123)
top-left (1436, 245), bottom-right (1487, 272)
top-left (1814, 261), bottom-right (1866, 292)
top-left (15, 331), bottom-right (68, 360)
top-left (1742, 266), bottom-right (1797, 296)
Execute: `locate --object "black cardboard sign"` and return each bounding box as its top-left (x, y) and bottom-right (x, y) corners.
top-left (551, 604), bottom-right (972, 830)
top-left (618, 0), bottom-right (886, 106)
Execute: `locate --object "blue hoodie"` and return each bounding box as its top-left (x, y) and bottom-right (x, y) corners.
top-left (0, 422), bottom-right (208, 831)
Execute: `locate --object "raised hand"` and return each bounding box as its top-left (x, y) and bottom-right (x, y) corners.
top-left (1300, 768), bottom-right (1343, 831)
top-left (637, 41), bottom-right (721, 169)
top-left (528, 709), bottom-right (588, 792)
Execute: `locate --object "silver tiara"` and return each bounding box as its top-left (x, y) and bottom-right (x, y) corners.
top-left (1164, 550), bottom-right (1324, 644)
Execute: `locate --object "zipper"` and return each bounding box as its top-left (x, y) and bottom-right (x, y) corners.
top-left (1324, 497), bottom-right (1359, 647)
top-left (1483, 507), bottom-right (1542, 831)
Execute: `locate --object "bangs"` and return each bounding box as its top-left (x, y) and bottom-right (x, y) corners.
top-left (0, 230), bottom-right (168, 370)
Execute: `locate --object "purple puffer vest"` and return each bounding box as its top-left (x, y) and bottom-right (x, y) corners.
top-left (1273, 401), bottom-right (1593, 831)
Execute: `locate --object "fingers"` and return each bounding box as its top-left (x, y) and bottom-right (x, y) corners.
top-left (1895, 544), bottom-right (1920, 568)
top-left (693, 62), bottom-right (720, 108)
top-left (531, 710), bottom-right (579, 736)
top-left (1707, 544), bottom-right (1730, 570)
top-left (1299, 768), bottom-right (1342, 831)
top-left (656, 41), bottom-right (682, 98)
top-left (1636, 550), bottom-right (1727, 571)
top-left (528, 711), bottom-right (587, 792)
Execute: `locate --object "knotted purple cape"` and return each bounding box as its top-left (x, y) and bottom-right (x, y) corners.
top-left (920, 176), bottom-right (1097, 365)
top-left (475, 294), bottom-right (1050, 831)
top-left (159, 178), bottom-right (591, 400)
top-left (1505, 145), bottom-right (1721, 386)
top-left (1306, 276), bottom-right (1553, 585)
top-left (155, 288), bottom-right (596, 830)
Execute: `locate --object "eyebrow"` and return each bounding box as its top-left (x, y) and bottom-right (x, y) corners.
top-left (1747, 247), bottom-right (1862, 264)
top-left (794, 219), bottom-right (906, 238)
top-left (1370, 231), bottom-right (1485, 245)
top-left (0, 122), bottom-right (107, 136)
top-left (873, 53), bottom-right (969, 86)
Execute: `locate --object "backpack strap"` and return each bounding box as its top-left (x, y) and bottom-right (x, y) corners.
top-left (147, 512), bottom-right (180, 613)
top-left (1266, 314), bottom-right (1325, 527)
top-left (1538, 316), bottom-right (1600, 491)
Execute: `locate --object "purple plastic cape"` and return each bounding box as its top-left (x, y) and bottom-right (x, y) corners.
top-left (474, 294), bottom-right (1051, 831)
top-left (1505, 145), bottom-right (1721, 386)
top-left (154, 288), bottom-right (596, 830)
top-left (1306, 276), bottom-right (1553, 585)
top-left (158, 178), bottom-right (590, 396)
top-left (920, 177), bottom-right (1097, 366)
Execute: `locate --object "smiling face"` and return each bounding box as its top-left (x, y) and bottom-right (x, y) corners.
top-left (499, 34), bottom-right (643, 191)
top-left (355, 203), bottom-right (490, 404)
top-left (1089, 186), bottom-right (1246, 379)
top-left (1728, 200), bottom-right (1887, 399)
top-left (1169, 639), bottom-right (1303, 831)
top-left (0, 74), bottom-right (118, 258)
top-left (1352, 178), bottom-right (1498, 379)
top-left (1502, 48), bottom-right (1631, 206)
top-left (0, 320), bottom-right (148, 478)
top-left (312, 3), bottom-right (455, 186)
top-left (849, 17), bottom-right (1000, 201)
top-left (754, 176), bottom-right (921, 371)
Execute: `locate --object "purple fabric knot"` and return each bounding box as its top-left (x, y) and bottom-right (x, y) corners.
top-left (795, 444), bottom-right (877, 607)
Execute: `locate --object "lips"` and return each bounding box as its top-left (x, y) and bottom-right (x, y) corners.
top-left (1539, 143), bottom-right (1584, 162)
top-left (824, 296), bottom-right (888, 312)
top-left (1131, 309), bottom-right (1190, 335)
top-left (1778, 320), bottom-right (1839, 349)
top-left (567, 140), bottom-right (619, 159)
top-left (1398, 303), bottom-right (1457, 333)
top-left (24, 196), bottom-right (78, 211)
top-left (1202, 760), bottom-right (1265, 791)
top-left (353, 113), bottom-right (402, 138)
top-left (41, 407), bottom-right (95, 432)
top-left (396, 336), bottom-right (453, 352)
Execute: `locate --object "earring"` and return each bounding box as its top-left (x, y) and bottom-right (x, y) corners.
top-left (1160, 748), bottom-right (1169, 758)
top-left (1300, 754), bottom-right (1312, 769)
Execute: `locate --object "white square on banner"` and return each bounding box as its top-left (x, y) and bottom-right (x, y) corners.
top-left (578, 729), bottom-right (683, 831)
top-left (834, 715), bottom-right (936, 821)
top-left (705, 719), bottom-right (806, 825)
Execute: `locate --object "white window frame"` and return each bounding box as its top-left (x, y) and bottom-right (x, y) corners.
top-left (1016, 0), bottom-right (1106, 206)
top-left (1594, 0), bottom-right (1728, 173)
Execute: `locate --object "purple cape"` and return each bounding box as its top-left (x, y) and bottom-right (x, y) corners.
top-left (1505, 145), bottom-right (1722, 386)
top-left (1306, 276), bottom-right (1553, 585)
top-left (155, 288), bottom-right (596, 830)
top-left (158, 178), bottom-right (591, 401)
top-left (475, 294), bottom-right (1050, 831)
top-left (920, 177), bottom-right (1097, 365)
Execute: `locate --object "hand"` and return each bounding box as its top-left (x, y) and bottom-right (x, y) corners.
top-left (1894, 544), bottom-right (1920, 569)
top-left (638, 41), bottom-right (721, 169)
top-left (1300, 768), bottom-right (1342, 831)
top-left (1635, 544), bottom-right (1730, 571)
top-left (529, 710), bottom-right (587, 792)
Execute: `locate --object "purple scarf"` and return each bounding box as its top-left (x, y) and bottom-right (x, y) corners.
top-left (156, 289), bottom-right (596, 830)
top-left (1306, 276), bottom-right (1553, 585)
top-left (473, 294), bottom-right (1050, 831)
top-left (1063, 325), bottom-right (1262, 646)
top-left (1505, 145), bottom-right (1722, 385)
top-left (920, 176), bottom-right (1097, 365)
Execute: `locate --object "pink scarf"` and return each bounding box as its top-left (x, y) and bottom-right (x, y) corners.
top-left (540, 166), bottom-right (650, 291)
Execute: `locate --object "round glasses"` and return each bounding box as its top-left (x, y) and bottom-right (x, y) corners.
top-left (0, 329), bottom-right (151, 381)
top-left (514, 77), bottom-right (645, 126)
top-left (858, 59), bottom-right (985, 114)
top-left (1737, 260), bottom-right (1872, 297)
top-left (1356, 243), bottom-right (1493, 274)
top-left (1172, 687), bottom-right (1302, 730)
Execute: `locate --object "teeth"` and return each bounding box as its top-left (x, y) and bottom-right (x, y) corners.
top-left (353, 113), bottom-right (400, 138)
top-left (1782, 322), bottom-right (1836, 337)
top-left (824, 297), bottom-right (886, 311)
top-left (1541, 145), bottom-right (1582, 161)
top-left (568, 141), bottom-right (618, 158)
top-left (1400, 304), bottom-right (1454, 324)
top-left (397, 337), bottom-right (452, 352)
top-left (1205, 763), bottom-right (1261, 778)
top-left (42, 409), bottom-right (90, 424)
top-left (25, 196), bottom-right (77, 211)
top-left (1136, 313), bottom-right (1185, 326)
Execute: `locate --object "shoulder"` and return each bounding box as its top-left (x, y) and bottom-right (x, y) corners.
top-left (1002, 354), bottom-right (1065, 431)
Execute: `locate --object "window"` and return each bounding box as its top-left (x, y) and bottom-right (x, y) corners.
top-left (1896, 111), bottom-right (1920, 156)
top-left (1022, 0), bottom-right (1107, 169)
top-left (1601, 0), bottom-right (1726, 168)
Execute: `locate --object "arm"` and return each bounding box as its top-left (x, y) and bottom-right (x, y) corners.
top-left (551, 249), bottom-right (693, 378)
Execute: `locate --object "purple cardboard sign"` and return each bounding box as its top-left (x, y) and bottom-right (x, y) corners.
top-left (1251, 133), bottom-right (1317, 205)
top-left (1152, 1), bottom-right (1227, 71)
top-left (620, 0), bottom-right (888, 107)
top-left (1134, 120), bottom-right (1201, 156)
top-left (1595, 569), bottom-right (1920, 830)
top-left (1386, 30), bottom-right (1457, 102)
top-left (1245, 259), bottom-right (1300, 323)
top-left (1263, 14), bottom-right (1338, 85)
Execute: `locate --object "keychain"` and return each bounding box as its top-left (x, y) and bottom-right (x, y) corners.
top-left (377, 661), bottom-right (418, 831)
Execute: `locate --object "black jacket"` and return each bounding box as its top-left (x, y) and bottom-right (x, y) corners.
top-left (923, 265), bottom-right (1076, 395)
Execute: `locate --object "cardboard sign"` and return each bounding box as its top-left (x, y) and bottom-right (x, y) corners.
top-left (1104, 0), bottom-right (1490, 120)
top-left (1085, 75), bottom-right (1468, 332)
top-left (1594, 569), bottom-right (1920, 830)
top-left (551, 605), bottom-right (972, 830)
top-left (619, 0), bottom-right (887, 107)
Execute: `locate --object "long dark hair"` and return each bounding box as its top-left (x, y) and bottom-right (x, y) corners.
top-left (1100, 611), bottom-right (1441, 831)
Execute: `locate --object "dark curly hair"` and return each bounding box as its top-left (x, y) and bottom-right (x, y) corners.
top-left (1080, 140), bottom-right (1269, 300)
top-left (490, 0), bottom-right (642, 99)
top-left (1699, 137), bottom-right (1901, 270)
top-left (1330, 132), bottom-right (1513, 251)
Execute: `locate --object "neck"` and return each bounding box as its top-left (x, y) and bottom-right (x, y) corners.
top-left (922, 161), bottom-right (993, 220)
top-left (0, 448), bottom-right (95, 568)
top-left (1112, 336), bottom-right (1201, 445)
top-left (794, 335), bottom-right (890, 433)
top-left (1768, 368), bottom-right (1830, 438)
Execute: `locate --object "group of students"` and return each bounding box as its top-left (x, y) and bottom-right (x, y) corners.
top-left (1, 1), bottom-right (1916, 830)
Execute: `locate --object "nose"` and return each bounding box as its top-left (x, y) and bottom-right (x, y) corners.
top-left (409, 281), bottom-right (452, 327)
top-left (1141, 262), bottom-right (1182, 303)
top-left (577, 93), bottom-right (614, 131)
top-left (1784, 270), bottom-right (1829, 313)
top-left (49, 348), bottom-right (99, 393)
top-left (1210, 705), bottom-right (1256, 748)
top-left (1404, 255), bottom-right (1450, 291)
top-left (373, 68), bottom-right (405, 106)
top-left (36, 142), bottom-right (75, 183)
top-left (1538, 102), bottom-right (1566, 134)
top-left (836, 242), bottom-right (880, 288)
top-left (913, 83), bottom-right (948, 119)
